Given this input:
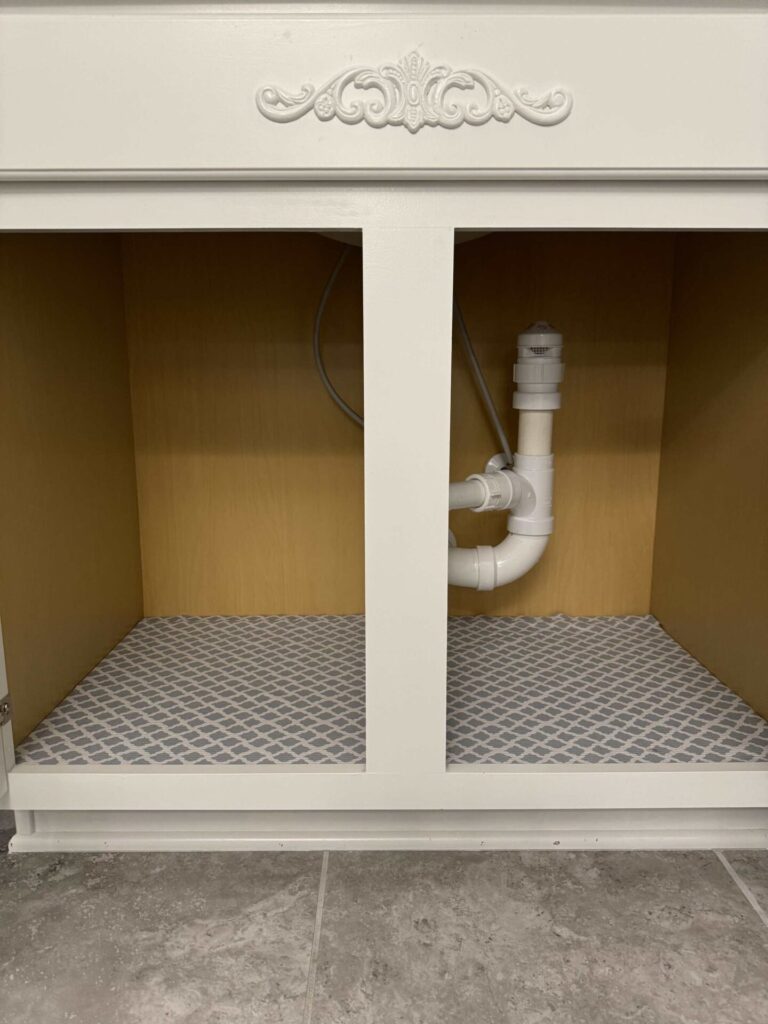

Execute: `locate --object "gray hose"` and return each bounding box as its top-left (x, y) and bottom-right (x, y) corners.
top-left (312, 247), bottom-right (512, 466)
top-left (453, 297), bottom-right (513, 466)
top-left (312, 246), bottom-right (364, 428)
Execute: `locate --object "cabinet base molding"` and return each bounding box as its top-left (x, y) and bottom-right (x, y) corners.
top-left (9, 808), bottom-right (768, 853)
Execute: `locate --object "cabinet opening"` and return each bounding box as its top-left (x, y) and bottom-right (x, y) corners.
top-left (445, 231), bottom-right (768, 766)
top-left (1, 230), bottom-right (766, 771)
top-left (1, 231), bottom-right (367, 768)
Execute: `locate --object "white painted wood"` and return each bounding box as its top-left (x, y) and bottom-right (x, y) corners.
top-left (0, 10), bottom-right (767, 177)
top-left (2, 182), bottom-right (767, 233)
top-left (7, 763), bottom-right (768, 812)
top-left (10, 809), bottom-right (32, 837)
top-left (363, 227), bottom-right (454, 774)
top-left (9, 807), bottom-right (768, 853)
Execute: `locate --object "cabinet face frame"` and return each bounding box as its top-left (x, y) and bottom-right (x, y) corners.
top-left (1, 9), bottom-right (767, 179)
top-left (2, 179), bottom-right (767, 822)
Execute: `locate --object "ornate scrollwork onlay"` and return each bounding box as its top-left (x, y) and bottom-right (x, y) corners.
top-left (256, 50), bottom-right (572, 134)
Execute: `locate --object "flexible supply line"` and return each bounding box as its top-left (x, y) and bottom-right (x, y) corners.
top-left (313, 246), bottom-right (511, 463)
top-left (312, 245), bottom-right (364, 428)
top-left (453, 298), bottom-right (514, 467)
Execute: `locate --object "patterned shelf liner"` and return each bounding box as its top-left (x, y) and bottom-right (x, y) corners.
top-left (16, 615), bottom-right (768, 767)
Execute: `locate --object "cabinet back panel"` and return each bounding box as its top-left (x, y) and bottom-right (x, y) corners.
top-left (449, 232), bottom-right (673, 616)
top-left (0, 235), bottom-right (143, 742)
top-left (125, 231), bottom-right (673, 617)
top-left (652, 233), bottom-right (768, 719)
top-left (124, 232), bottom-right (366, 616)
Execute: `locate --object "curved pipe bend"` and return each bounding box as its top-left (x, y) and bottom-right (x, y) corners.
top-left (448, 533), bottom-right (549, 592)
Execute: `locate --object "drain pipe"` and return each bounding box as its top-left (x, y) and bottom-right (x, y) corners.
top-left (448, 322), bottom-right (564, 591)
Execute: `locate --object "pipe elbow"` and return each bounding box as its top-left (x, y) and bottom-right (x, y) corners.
top-left (448, 533), bottom-right (549, 591)
top-left (493, 533), bottom-right (549, 587)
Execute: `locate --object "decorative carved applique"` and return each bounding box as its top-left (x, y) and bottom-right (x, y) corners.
top-left (256, 50), bottom-right (573, 134)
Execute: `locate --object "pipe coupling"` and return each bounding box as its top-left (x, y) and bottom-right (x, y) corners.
top-left (465, 469), bottom-right (522, 513)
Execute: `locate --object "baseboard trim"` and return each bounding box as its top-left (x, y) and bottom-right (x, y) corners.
top-left (9, 808), bottom-right (768, 853)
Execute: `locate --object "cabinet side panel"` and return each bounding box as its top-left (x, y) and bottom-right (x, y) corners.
top-left (0, 235), bottom-right (143, 742)
top-left (652, 233), bottom-right (768, 719)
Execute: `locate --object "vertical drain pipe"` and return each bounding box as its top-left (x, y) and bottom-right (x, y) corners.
top-left (448, 322), bottom-right (564, 590)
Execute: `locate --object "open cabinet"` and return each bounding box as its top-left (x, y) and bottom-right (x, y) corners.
top-left (0, 228), bottom-right (766, 851)
top-left (2, 0), bottom-right (767, 850)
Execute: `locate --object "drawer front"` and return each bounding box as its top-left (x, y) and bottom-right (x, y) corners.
top-left (1, 11), bottom-right (766, 177)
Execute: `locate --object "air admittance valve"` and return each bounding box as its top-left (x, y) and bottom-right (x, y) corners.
top-left (513, 321), bottom-right (565, 412)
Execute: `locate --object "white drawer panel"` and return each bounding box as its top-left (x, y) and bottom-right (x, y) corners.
top-left (1, 12), bottom-right (766, 177)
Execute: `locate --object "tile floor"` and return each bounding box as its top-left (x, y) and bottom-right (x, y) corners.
top-left (0, 824), bottom-right (766, 1023)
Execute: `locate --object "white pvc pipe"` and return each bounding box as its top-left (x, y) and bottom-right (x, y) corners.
top-left (447, 532), bottom-right (549, 589)
top-left (448, 479), bottom-right (486, 511)
top-left (517, 410), bottom-right (553, 456)
top-left (447, 410), bottom-right (554, 589)
top-left (447, 322), bottom-right (562, 591)
top-left (446, 545), bottom-right (481, 588)
top-left (493, 533), bottom-right (550, 587)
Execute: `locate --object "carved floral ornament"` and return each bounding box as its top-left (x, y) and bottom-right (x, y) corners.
top-left (255, 50), bottom-right (573, 134)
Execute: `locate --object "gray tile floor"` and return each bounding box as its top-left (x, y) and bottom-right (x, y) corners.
top-left (0, 825), bottom-right (766, 1023)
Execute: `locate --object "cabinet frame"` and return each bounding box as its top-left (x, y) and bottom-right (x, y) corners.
top-left (2, 180), bottom-right (767, 852)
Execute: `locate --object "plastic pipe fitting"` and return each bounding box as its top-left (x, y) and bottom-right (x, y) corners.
top-left (447, 321), bottom-right (564, 591)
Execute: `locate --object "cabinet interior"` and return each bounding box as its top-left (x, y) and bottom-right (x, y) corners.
top-left (1, 230), bottom-right (766, 765)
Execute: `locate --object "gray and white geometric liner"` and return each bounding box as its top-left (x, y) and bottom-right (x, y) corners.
top-left (447, 615), bottom-right (768, 764)
top-left (17, 617), bottom-right (367, 766)
top-left (16, 614), bottom-right (768, 767)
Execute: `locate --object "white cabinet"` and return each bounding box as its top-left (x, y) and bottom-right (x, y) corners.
top-left (2, 10), bottom-right (767, 178)
top-left (1, 2), bottom-right (767, 852)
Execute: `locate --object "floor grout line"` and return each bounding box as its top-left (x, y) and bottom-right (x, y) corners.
top-left (714, 849), bottom-right (768, 932)
top-left (303, 850), bottom-right (329, 1024)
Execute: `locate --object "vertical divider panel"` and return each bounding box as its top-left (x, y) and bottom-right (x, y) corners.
top-left (363, 226), bottom-right (455, 776)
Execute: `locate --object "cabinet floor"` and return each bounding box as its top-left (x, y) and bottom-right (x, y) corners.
top-left (15, 615), bottom-right (768, 767)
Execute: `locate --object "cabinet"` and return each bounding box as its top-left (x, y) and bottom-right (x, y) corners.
top-left (1, 1), bottom-right (766, 852)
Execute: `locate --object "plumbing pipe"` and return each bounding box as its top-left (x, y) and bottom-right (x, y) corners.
top-left (448, 322), bottom-right (563, 590)
top-left (449, 467), bottom-right (522, 512)
top-left (446, 534), bottom-right (550, 590)
top-left (449, 479), bottom-right (487, 511)
top-left (517, 410), bottom-right (553, 456)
